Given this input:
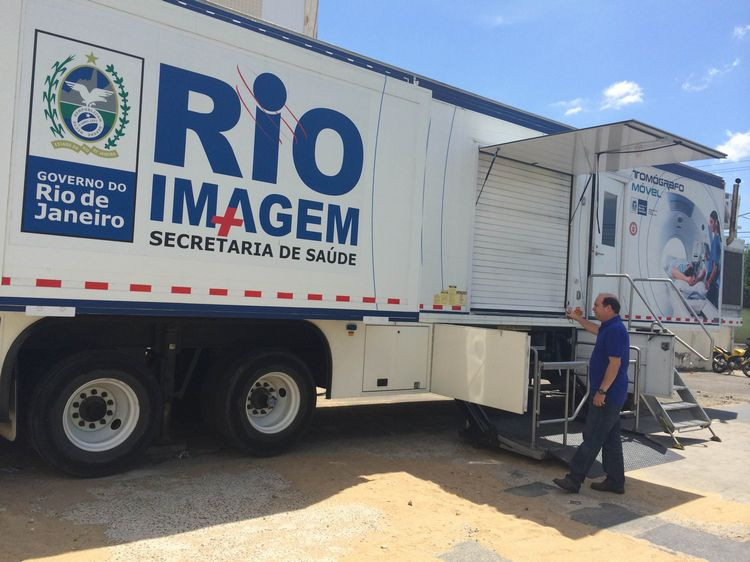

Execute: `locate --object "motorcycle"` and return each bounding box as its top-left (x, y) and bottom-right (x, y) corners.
top-left (712, 341), bottom-right (750, 375)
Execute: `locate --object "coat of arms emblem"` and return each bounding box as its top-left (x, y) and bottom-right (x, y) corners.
top-left (43, 52), bottom-right (130, 158)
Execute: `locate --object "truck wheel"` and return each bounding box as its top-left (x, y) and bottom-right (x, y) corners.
top-left (27, 351), bottom-right (161, 477)
top-left (214, 352), bottom-right (316, 456)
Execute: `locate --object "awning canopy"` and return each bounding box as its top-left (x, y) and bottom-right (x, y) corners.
top-left (479, 120), bottom-right (725, 176)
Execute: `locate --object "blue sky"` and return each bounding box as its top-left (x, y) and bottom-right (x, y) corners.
top-left (318, 0), bottom-right (750, 235)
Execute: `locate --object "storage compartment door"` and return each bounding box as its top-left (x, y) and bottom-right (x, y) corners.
top-left (363, 326), bottom-right (430, 391)
top-left (576, 330), bottom-right (674, 397)
top-left (642, 334), bottom-right (675, 397)
top-left (430, 325), bottom-right (529, 413)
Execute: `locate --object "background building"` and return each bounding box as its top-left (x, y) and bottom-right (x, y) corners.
top-left (205, 0), bottom-right (318, 37)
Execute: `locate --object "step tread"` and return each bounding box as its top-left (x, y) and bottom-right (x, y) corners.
top-left (660, 401), bottom-right (702, 411)
top-left (672, 419), bottom-right (710, 430)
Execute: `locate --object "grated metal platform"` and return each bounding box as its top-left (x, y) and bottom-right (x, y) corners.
top-left (464, 395), bottom-right (684, 475)
top-left (539, 429), bottom-right (683, 476)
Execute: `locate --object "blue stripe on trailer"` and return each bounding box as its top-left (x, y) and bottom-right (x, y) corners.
top-left (0, 296), bottom-right (419, 322)
top-left (654, 163), bottom-right (724, 189)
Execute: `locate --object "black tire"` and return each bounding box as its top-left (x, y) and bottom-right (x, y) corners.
top-left (712, 355), bottom-right (728, 373)
top-left (742, 362), bottom-right (750, 378)
top-left (27, 351), bottom-right (161, 477)
top-left (212, 351), bottom-right (316, 456)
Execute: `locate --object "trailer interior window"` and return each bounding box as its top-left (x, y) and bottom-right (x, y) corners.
top-left (601, 192), bottom-right (618, 247)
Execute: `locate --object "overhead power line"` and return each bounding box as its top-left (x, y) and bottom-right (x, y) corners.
top-left (692, 158), bottom-right (750, 169)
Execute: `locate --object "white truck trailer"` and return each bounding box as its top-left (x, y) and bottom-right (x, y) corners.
top-left (0, 0), bottom-right (740, 475)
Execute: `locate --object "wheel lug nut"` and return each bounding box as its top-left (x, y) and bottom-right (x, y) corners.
top-left (107, 410), bottom-right (113, 416)
top-left (72, 413), bottom-right (79, 419)
top-left (89, 423), bottom-right (95, 429)
top-left (91, 389), bottom-right (97, 395)
top-left (107, 400), bottom-right (114, 406)
top-left (80, 393), bottom-right (86, 399)
top-left (100, 419), bottom-right (106, 425)
top-left (73, 402), bottom-right (80, 408)
top-left (78, 421), bottom-right (85, 427)
top-left (101, 392), bottom-right (108, 398)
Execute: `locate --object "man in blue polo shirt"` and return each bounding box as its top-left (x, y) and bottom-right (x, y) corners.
top-left (553, 293), bottom-right (630, 494)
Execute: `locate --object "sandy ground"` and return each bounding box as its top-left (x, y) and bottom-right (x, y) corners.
top-left (0, 369), bottom-right (748, 561)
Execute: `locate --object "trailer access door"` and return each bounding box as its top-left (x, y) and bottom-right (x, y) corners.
top-left (591, 174), bottom-right (627, 298)
top-left (471, 154), bottom-right (571, 313)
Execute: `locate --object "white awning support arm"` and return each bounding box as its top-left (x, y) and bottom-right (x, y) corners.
top-left (475, 147), bottom-right (500, 206)
top-left (569, 174), bottom-right (592, 225)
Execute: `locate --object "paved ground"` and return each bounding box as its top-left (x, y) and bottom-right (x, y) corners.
top-left (0, 369), bottom-right (748, 561)
top-left (678, 368), bottom-right (750, 407)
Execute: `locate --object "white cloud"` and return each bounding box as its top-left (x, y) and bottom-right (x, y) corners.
top-left (734, 24), bottom-right (750, 39)
top-left (475, 5), bottom-right (533, 29)
top-left (488, 15), bottom-right (506, 27)
top-left (600, 81), bottom-right (643, 110)
top-left (552, 97), bottom-right (585, 116)
top-left (477, 13), bottom-right (519, 28)
top-left (717, 130), bottom-right (750, 161)
top-left (682, 58), bottom-right (740, 92)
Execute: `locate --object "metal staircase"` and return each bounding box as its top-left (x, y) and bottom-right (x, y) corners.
top-left (457, 273), bottom-right (723, 459)
top-left (587, 273), bottom-right (720, 448)
top-left (639, 368), bottom-right (721, 449)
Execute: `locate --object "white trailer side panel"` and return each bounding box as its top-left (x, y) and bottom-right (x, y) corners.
top-left (2, 0), bottom-right (430, 316)
top-left (0, 1), bottom-right (23, 273)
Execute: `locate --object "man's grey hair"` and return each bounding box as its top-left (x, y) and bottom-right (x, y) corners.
top-left (600, 293), bottom-right (621, 314)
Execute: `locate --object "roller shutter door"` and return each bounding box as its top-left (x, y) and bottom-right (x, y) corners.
top-left (471, 154), bottom-right (571, 313)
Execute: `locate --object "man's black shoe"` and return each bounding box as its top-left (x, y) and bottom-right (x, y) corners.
top-left (552, 476), bottom-right (580, 493)
top-left (590, 479), bottom-right (625, 494)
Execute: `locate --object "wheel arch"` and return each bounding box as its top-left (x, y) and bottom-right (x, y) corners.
top-left (0, 315), bottom-right (59, 424)
top-left (1, 315), bottom-right (333, 423)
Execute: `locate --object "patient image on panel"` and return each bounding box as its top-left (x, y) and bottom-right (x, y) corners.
top-left (657, 193), bottom-right (713, 320)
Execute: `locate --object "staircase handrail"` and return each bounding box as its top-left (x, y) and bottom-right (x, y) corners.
top-left (586, 273), bottom-right (712, 361)
top-left (632, 277), bottom-right (713, 361)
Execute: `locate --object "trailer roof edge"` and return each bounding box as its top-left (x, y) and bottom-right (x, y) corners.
top-left (168, 0), bottom-right (572, 135)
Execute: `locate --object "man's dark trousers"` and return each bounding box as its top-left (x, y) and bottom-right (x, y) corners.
top-left (567, 397), bottom-right (624, 488)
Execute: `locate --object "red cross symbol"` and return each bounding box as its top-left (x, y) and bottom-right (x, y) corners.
top-left (211, 207), bottom-right (244, 237)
